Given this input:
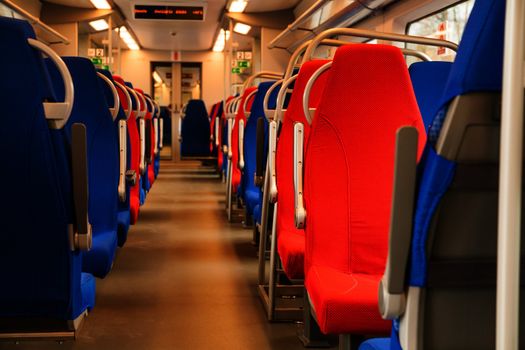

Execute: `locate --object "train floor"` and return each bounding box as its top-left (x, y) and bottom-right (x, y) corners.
top-left (1, 161), bottom-right (316, 350)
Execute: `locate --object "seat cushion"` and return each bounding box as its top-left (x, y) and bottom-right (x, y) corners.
top-left (244, 188), bottom-right (261, 216)
top-left (117, 209), bottom-right (130, 247)
top-left (80, 273), bottom-right (96, 313)
top-left (83, 230), bottom-right (118, 278)
top-left (277, 228), bottom-right (305, 279)
top-left (130, 191), bottom-right (140, 224)
top-left (306, 265), bottom-right (390, 335)
top-left (358, 338), bottom-right (390, 350)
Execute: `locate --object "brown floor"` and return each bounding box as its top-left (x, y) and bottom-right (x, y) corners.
top-left (0, 161), bottom-right (313, 350)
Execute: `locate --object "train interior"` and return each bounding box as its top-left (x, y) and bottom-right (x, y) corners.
top-left (0, 0), bottom-right (523, 349)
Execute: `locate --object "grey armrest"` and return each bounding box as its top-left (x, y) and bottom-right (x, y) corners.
top-left (118, 120), bottom-right (127, 202)
top-left (70, 123), bottom-right (92, 251)
top-left (379, 126), bottom-right (419, 320)
top-left (239, 119), bottom-right (245, 170)
top-left (294, 122), bottom-right (306, 229)
top-left (268, 120), bottom-right (278, 203)
top-left (126, 169), bottom-right (137, 186)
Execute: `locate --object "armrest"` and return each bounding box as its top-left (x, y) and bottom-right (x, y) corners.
top-left (145, 121), bottom-right (152, 165)
top-left (378, 126), bottom-right (419, 320)
top-left (294, 122), bottom-right (306, 229)
top-left (126, 169), bottom-right (137, 186)
top-left (255, 117), bottom-right (265, 187)
top-left (70, 123), bottom-right (92, 251)
top-left (139, 118), bottom-right (146, 175)
top-left (159, 118), bottom-right (164, 149)
top-left (153, 118), bottom-right (159, 156)
top-left (215, 117), bottom-right (220, 147)
top-left (268, 120), bottom-right (278, 203)
top-left (239, 119), bottom-right (245, 170)
top-left (118, 120), bottom-right (127, 202)
top-left (178, 117), bottom-right (182, 143)
top-left (227, 118), bottom-right (233, 159)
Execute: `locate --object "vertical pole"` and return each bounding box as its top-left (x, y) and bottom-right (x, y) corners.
top-left (117, 27), bottom-right (121, 76)
top-left (497, 0), bottom-right (525, 349)
top-left (107, 15), bottom-right (113, 71)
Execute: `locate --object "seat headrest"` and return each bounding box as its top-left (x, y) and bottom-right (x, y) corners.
top-left (409, 61), bottom-right (452, 131)
top-left (318, 44), bottom-right (424, 148)
top-left (251, 81), bottom-right (278, 119)
top-left (285, 59), bottom-right (331, 125)
top-left (439, 0), bottom-right (506, 107)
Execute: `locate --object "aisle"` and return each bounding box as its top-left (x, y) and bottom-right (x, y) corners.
top-left (3, 161), bottom-right (306, 350)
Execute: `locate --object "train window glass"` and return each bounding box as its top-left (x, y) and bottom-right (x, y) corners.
top-left (406, 0), bottom-right (474, 63)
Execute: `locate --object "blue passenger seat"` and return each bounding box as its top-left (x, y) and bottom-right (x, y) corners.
top-left (0, 17), bottom-right (95, 327)
top-left (408, 61), bottom-right (452, 131)
top-left (239, 81), bottom-right (278, 222)
top-left (181, 99), bottom-right (211, 157)
top-left (47, 57), bottom-right (119, 279)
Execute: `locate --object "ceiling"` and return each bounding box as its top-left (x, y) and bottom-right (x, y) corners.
top-left (43, 0), bottom-right (301, 51)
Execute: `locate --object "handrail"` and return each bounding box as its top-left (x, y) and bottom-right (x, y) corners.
top-left (304, 28), bottom-right (458, 62)
top-left (267, 0), bottom-right (328, 50)
top-left (264, 79), bottom-right (285, 121)
top-left (243, 71), bottom-right (283, 91)
top-left (113, 81), bottom-right (132, 120)
top-left (124, 85), bottom-right (140, 114)
top-left (97, 72), bottom-right (120, 121)
top-left (27, 38), bottom-right (74, 129)
top-left (243, 89), bottom-right (258, 119)
top-left (284, 38), bottom-right (348, 80)
top-left (2, 0), bottom-right (70, 45)
top-left (275, 75), bottom-right (298, 124)
top-left (303, 61), bottom-right (332, 125)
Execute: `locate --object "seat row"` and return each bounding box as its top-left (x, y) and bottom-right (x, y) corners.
top-left (0, 16), bottom-right (162, 336)
top-left (213, 0), bottom-right (524, 348)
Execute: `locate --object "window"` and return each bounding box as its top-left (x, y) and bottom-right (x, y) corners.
top-left (406, 0), bottom-right (475, 63)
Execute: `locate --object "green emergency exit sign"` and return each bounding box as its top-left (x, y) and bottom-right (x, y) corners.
top-left (91, 58), bottom-right (102, 65)
top-left (237, 60), bottom-right (250, 68)
top-left (232, 67), bottom-right (241, 74)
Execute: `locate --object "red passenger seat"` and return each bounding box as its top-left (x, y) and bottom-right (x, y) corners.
top-left (231, 87), bottom-right (257, 194)
top-left (114, 75), bottom-right (140, 224)
top-left (275, 60), bottom-right (330, 279)
top-left (303, 44), bottom-right (426, 335)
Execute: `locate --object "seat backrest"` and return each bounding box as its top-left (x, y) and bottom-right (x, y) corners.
top-left (398, 1), bottom-right (525, 349)
top-left (0, 17), bottom-right (85, 320)
top-left (232, 87), bottom-right (257, 191)
top-left (98, 69), bottom-right (131, 211)
top-left (304, 44), bottom-right (426, 277)
top-left (240, 82), bottom-right (278, 205)
top-left (181, 99), bottom-right (211, 157)
top-left (119, 79), bottom-right (141, 208)
top-left (408, 61), bottom-right (452, 132)
top-left (47, 57), bottom-right (119, 234)
top-left (276, 60), bottom-right (330, 235)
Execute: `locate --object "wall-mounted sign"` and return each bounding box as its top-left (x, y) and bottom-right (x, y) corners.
top-left (134, 5), bottom-right (205, 21)
top-left (232, 67), bottom-right (241, 74)
top-left (237, 60), bottom-right (250, 68)
top-left (171, 50), bottom-right (182, 62)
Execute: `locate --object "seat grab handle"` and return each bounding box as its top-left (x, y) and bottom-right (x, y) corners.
top-left (97, 72), bottom-right (120, 121)
top-left (294, 122), bottom-right (306, 229)
top-left (239, 119), bottom-right (245, 170)
top-left (268, 120), bottom-right (278, 203)
top-left (28, 38), bottom-right (74, 129)
top-left (379, 126), bottom-right (419, 320)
